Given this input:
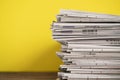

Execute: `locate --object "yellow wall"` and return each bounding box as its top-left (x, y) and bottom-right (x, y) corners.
top-left (0, 0), bottom-right (120, 72)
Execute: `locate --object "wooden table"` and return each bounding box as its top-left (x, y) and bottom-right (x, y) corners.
top-left (0, 72), bottom-right (57, 80)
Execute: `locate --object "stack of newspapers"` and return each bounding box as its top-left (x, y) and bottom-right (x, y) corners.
top-left (51, 10), bottom-right (120, 80)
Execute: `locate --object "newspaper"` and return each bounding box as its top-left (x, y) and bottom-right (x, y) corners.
top-left (51, 9), bottom-right (120, 80)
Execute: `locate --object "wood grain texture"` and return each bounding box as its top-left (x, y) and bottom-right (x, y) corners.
top-left (0, 72), bottom-right (57, 80)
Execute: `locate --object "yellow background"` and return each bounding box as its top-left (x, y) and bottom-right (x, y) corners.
top-left (0, 0), bottom-right (120, 72)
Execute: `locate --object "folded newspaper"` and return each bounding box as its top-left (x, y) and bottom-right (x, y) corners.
top-left (51, 9), bottom-right (120, 80)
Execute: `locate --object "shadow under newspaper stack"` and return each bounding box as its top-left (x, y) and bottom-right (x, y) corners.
top-left (51, 10), bottom-right (120, 80)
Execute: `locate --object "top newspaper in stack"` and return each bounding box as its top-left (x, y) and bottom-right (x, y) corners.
top-left (57, 9), bottom-right (120, 22)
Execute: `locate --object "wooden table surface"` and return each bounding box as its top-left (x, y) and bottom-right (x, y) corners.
top-left (0, 72), bottom-right (57, 80)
